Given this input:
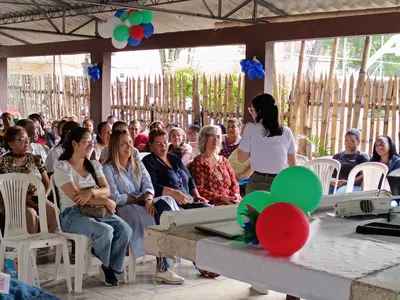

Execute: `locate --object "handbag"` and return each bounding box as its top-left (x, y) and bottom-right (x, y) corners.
top-left (79, 186), bottom-right (113, 218)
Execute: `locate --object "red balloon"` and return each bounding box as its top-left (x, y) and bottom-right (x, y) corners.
top-left (256, 202), bottom-right (309, 257)
top-left (130, 26), bottom-right (145, 40)
top-left (128, 9), bottom-right (138, 16)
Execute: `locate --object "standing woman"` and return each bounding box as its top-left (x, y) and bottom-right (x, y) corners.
top-left (238, 94), bottom-right (296, 194)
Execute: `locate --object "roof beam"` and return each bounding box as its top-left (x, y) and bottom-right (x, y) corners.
top-left (201, 0), bottom-right (215, 17)
top-left (0, 31), bottom-right (31, 44)
top-left (222, 0), bottom-right (252, 19)
top-left (256, 0), bottom-right (286, 16)
top-left (2, 12), bottom-right (400, 58)
top-left (68, 17), bottom-right (96, 34)
top-left (0, 26), bottom-right (95, 38)
top-left (0, 0), bottom-right (191, 25)
top-left (30, 0), bottom-right (61, 33)
top-left (0, 1), bottom-right (59, 6)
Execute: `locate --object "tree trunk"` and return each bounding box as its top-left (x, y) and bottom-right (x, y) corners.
top-left (159, 49), bottom-right (168, 75)
top-left (307, 40), bottom-right (324, 75)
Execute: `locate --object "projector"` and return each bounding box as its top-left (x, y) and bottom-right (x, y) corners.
top-left (334, 191), bottom-right (395, 217)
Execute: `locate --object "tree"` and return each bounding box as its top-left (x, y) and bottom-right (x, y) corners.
top-left (159, 49), bottom-right (183, 75)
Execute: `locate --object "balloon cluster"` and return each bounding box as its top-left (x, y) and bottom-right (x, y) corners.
top-left (240, 57), bottom-right (265, 80)
top-left (98, 9), bottom-right (155, 49)
top-left (237, 166), bottom-right (323, 257)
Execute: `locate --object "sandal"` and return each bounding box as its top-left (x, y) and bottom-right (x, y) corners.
top-left (198, 268), bottom-right (220, 278)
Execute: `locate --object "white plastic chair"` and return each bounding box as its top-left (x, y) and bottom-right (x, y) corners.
top-left (51, 176), bottom-right (137, 292)
top-left (0, 173), bottom-right (72, 291)
top-left (296, 154), bottom-right (309, 166)
top-left (346, 162), bottom-right (388, 193)
top-left (303, 158), bottom-right (341, 195)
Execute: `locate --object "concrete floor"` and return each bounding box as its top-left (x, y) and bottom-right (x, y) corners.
top-left (37, 255), bottom-right (288, 300)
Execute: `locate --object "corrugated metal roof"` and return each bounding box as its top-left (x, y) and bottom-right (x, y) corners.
top-left (0, 0), bottom-right (397, 46)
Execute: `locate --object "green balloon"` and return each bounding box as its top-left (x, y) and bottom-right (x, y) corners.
top-left (113, 25), bottom-right (130, 42)
top-left (129, 11), bottom-right (143, 26)
top-left (237, 191), bottom-right (276, 227)
top-left (141, 10), bottom-right (154, 24)
top-left (120, 11), bottom-right (128, 22)
top-left (270, 166), bottom-right (323, 215)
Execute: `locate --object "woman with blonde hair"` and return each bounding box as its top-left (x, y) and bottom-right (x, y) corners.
top-left (168, 127), bottom-right (193, 164)
top-left (189, 125), bottom-right (241, 206)
top-left (102, 130), bottom-right (156, 261)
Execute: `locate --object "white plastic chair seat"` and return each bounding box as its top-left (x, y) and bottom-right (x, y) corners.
top-left (0, 173), bottom-right (72, 292)
top-left (346, 162), bottom-right (388, 193)
top-left (303, 158), bottom-right (341, 195)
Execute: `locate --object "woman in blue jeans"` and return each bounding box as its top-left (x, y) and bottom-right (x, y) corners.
top-left (54, 127), bottom-right (132, 287)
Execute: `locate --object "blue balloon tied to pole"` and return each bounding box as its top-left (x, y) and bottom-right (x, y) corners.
top-left (114, 10), bottom-right (125, 18)
top-left (88, 66), bottom-right (101, 81)
top-left (141, 23), bottom-right (154, 38)
top-left (128, 37), bottom-right (141, 46)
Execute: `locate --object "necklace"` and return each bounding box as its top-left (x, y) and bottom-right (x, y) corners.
top-left (12, 152), bottom-right (26, 158)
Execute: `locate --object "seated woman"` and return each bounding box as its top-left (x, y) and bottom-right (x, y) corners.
top-left (54, 127), bottom-right (132, 286)
top-left (371, 135), bottom-right (400, 175)
top-left (168, 127), bottom-right (193, 165)
top-left (0, 126), bottom-right (58, 234)
top-left (330, 129), bottom-right (370, 194)
top-left (45, 121), bottom-right (80, 176)
top-left (102, 130), bottom-right (156, 262)
top-left (142, 128), bottom-right (208, 283)
top-left (228, 148), bottom-right (253, 197)
top-left (16, 119), bottom-right (47, 162)
top-left (92, 122), bottom-right (111, 161)
top-left (220, 118), bottom-right (242, 158)
top-left (189, 125), bottom-right (241, 206)
top-left (186, 124), bottom-right (201, 157)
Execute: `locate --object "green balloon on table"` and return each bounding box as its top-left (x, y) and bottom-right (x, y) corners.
top-left (129, 11), bottom-right (143, 26)
top-left (141, 10), bottom-right (154, 24)
top-left (237, 191), bottom-right (276, 227)
top-left (120, 11), bottom-right (128, 22)
top-left (113, 25), bottom-right (130, 42)
top-left (270, 166), bottom-right (323, 215)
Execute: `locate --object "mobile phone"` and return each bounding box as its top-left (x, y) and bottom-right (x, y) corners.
top-left (31, 196), bottom-right (39, 204)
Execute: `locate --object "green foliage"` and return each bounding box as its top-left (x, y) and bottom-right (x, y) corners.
top-left (307, 135), bottom-right (330, 158)
top-left (320, 36), bottom-right (400, 77)
top-left (174, 67), bottom-right (243, 115)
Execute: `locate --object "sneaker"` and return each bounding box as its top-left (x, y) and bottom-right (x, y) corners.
top-left (100, 265), bottom-right (119, 286)
top-left (155, 270), bottom-right (185, 285)
top-left (251, 284), bottom-right (269, 295)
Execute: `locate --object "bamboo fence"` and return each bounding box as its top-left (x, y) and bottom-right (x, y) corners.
top-left (276, 72), bottom-right (400, 158)
top-left (111, 73), bottom-right (244, 130)
top-left (8, 74), bottom-right (90, 120)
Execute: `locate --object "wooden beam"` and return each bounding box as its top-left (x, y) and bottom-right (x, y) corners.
top-left (0, 58), bottom-right (7, 113)
top-left (1, 12), bottom-right (400, 58)
top-left (90, 51), bottom-right (112, 125)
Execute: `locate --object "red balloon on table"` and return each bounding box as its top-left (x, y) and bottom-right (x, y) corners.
top-left (256, 202), bottom-right (310, 257)
top-left (130, 26), bottom-right (145, 40)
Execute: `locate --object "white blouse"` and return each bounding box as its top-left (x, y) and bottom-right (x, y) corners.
top-left (54, 160), bottom-right (105, 211)
top-left (239, 123), bottom-right (296, 174)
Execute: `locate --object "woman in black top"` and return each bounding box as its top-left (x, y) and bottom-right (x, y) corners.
top-left (142, 129), bottom-right (209, 282)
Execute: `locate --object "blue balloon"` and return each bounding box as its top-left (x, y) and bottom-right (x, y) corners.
top-left (141, 23), bottom-right (154, 38)
top-left (128, 37), bottom-right (141, 46)
top-left (114, 10), bottom-right (124, 18)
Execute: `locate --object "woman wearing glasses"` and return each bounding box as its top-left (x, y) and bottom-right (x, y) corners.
top-left (0, 126), bottom-right (58, 234)
top-left (142, 128), bottom-right (208, 284)
top-left (238, 93), bottom-right (297, 194)
top-left (189, 125), bottom-right (241, 206)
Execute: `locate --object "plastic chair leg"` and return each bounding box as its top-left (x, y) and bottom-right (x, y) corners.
top-left (60, 240), bottom-right (73, 293)
top-left (128, 247), bottom-right (136, 283)
top-left (74, 241), bottom-right (86, 293)
top-left (0, 245), bottom-right (6, 272)
top-left (17, 244), bottom-right (29, 284)
top-left (84, 243), bottom-right (92, 274)
top-left (54, 245), bottom-right (62, 280)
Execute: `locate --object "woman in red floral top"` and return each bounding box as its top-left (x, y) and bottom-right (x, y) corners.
top-left (189, 125), bottom-right (241, 206)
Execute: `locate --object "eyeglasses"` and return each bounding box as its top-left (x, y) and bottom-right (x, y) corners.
top-left (15, 137), bottom-right (29, 143)
top-left (248, 107), bottom-right (255, 114)
top-left (207, 134), bottom-right (221, 140)
top-left (80, 139), bottom-right (94, 145)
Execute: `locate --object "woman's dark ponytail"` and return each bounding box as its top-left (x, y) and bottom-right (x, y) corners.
top-left (253, 94), bottom-right (283, 137)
